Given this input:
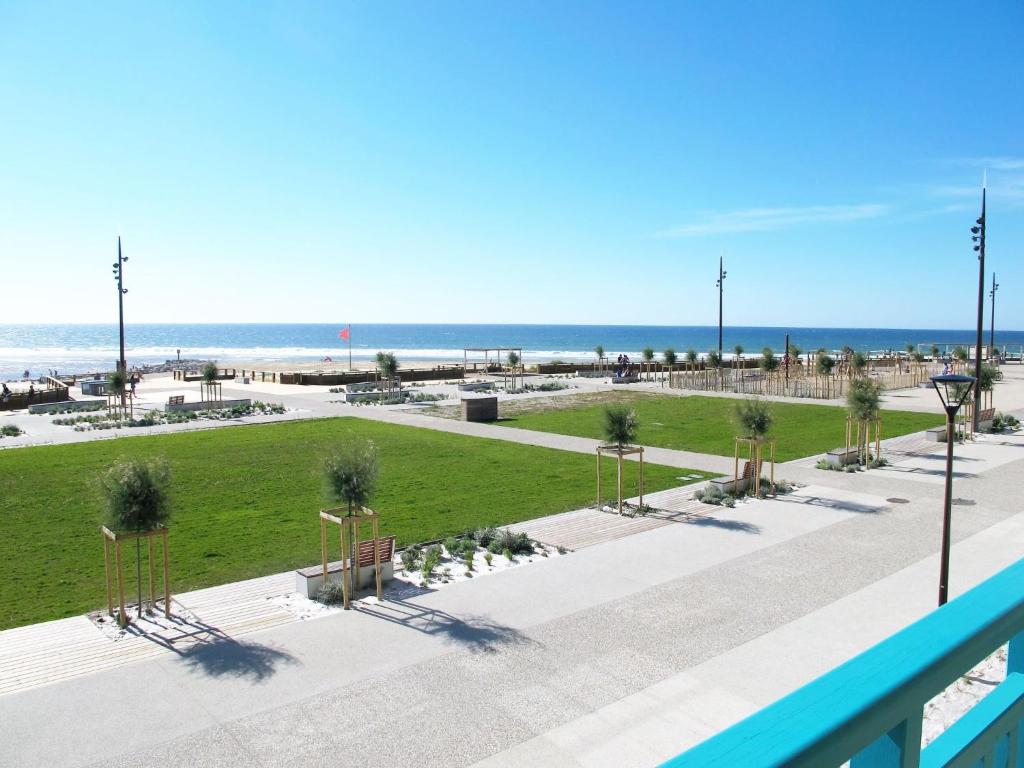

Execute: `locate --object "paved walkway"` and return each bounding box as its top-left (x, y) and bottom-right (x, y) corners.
top-left (2, 422), bottom-right (1022, 767)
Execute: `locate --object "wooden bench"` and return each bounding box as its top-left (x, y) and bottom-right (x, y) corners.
top-left (295, 535), bottom-right (396, 597)
top-left (168, 395), bottom-right (185, 406)
top-left (978, 407), bottom-right (995, 422)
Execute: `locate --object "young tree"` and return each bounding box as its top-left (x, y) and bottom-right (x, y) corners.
top-left (850, 351), bottom-right (868, 377)
top-left (734, 398), bottom-right (773, 439)
top-left (101, 457), bottom-right (172, 619)
top-left (507, 351), bottom-right (521, 389)
top-left (846, 378), bottom-right (882, 465)
top-left (200, 362), bottom-right (221, 407)
top-left (324, 439), bottom-right (380, 573)
top-left (376, 352), bottom-right (400, 400)
top-left (642, 347), bottom-right (654, 380)
top-left (663, 348), bottom-right (677, 368)
top-left (707, 349), bottom-right (722, 388)
top-left (759, 347), bottom-right (779, 375)
top-left (601, 404), bottom-right (639, 515)
top-left (733, 344), bottom-right (744, 378)
top-left (685, 349), bottom-right (698, 371)
top-left (603, 404), bottom-right (638, 447)
top-left (324, 439), bottom-right (379, 517)
top-left (815, 352), bottom-right (836, 397)
top-left (930, 344), bottom-right (941, 360)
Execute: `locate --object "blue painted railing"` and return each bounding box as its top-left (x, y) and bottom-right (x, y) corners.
top-left (661, 558), bottom-right (1024, 768)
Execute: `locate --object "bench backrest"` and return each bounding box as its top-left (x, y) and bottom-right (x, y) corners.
top-left (356, 535), bottom-right (396, 567)
top-left (979, 407), bottom-right (995, 421)
top-left (168, 395), bottom-right (185, 405)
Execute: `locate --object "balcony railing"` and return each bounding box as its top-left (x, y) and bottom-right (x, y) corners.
top-left (661, 557), bottom-right (1024, 768)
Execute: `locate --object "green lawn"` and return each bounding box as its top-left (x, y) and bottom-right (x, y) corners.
top-left (0, 417), bottom-right (704, 629)
top-left (500, 394), bottom-right (944, 462)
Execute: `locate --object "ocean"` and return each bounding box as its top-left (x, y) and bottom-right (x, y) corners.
top-left (2, 323), bottom-right (1021, 379)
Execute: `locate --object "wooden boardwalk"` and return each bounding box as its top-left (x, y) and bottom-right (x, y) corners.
top-left (0, 572), bottom-right (296, 697)
top-left (508, 482), bottom-right (721, 551)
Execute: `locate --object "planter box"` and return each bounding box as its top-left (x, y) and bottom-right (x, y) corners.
top-left (80, 379), bottom-right (108, 396)
top-left (825, 447), bottom-right (860, 467)
top-left (29, 400), bottom-right (104, 415)
top-left (926, 426), bottom-right (948, 443)
top-left (295, 560), bottom-right (394, 599)
top-left (457, 381), bottom-right (494, 392)
top-left (707, 475), bottom-right (753, 496)
top-left (165, 398), bottom-right (252, 413)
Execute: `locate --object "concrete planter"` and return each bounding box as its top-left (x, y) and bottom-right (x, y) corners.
top-left (295, 561), bottom-right (394, 599)
top-left (825, 447), bottom-right (860, 467)
top-left (165, 398), bottom-right (252, 413)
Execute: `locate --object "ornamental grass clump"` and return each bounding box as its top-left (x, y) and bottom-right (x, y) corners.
top-left (100, 457), bottom-right (172, 619)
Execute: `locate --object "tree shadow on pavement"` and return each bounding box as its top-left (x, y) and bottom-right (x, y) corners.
top-left (356, 599), bottom-right (533, 654)
top-left (180, 637), bottom-right (299, 682)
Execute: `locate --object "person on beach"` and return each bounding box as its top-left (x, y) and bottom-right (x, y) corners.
top-left (129, 373), bottom-right (138, 395)
top-left (1, 383), bottom-right (11, 403)
top-left (26, 384), bottom-right (35, 404)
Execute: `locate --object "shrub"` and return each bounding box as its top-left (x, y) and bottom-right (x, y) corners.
top-left (0, 424), bottom-right (23, 437)
top-left (694, 485), bottom-right (735, 508)
top-left (421, 549), bottom-right (440, 582)
top-left (815, 353), bottom-right (836, 376)
top-left (463, 550), bottom-right (474, 571)
top-left (502, 547), bottom-right (515, 561)
top-left (460, 538), bottom-right (478, 556)
top-left (443, 537), bottom-right (459, 556)
top-left (473, 527), bottom-right (499, 547)
top-left (493, 529), bottom-right (533, 555)
top-left (850, 351), bottom-right (868, 374)
top-left (400, 547), bottom-right (420, 571)
top-left (663, 348), bottom-right (677, 366)
top-left (815, 458), bottom-right (834, 471)
top-left (734, 398), bottom-right (773, 439)
top-left (316, 580), bottom-right (346, 605)
top-left (483, 552), bottom-right (493, 567)
top-left (759, 348), bottom-right (779, 373)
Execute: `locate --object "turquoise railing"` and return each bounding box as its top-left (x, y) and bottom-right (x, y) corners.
top-left (661, 558), bottom-right (1024, 768)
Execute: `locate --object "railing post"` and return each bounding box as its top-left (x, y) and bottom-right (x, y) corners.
top-left (1009, 629), bottom-right (1024, 675)
top-left (850, 712), bottom-right (922, 768)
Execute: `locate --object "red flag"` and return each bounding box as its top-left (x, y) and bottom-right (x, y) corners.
top-left (339, 327), bottom-right (350, 341)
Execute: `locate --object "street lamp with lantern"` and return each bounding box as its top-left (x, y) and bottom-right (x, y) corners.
top-left (970, 184), bottom-right (986, 430)
top-left (716, 256), bottom-right (727, 356)
top-left (930, 372), bottom-right (976, 607)
top-left (989, 273), bottom-right (999, 360)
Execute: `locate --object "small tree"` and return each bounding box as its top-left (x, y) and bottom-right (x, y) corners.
top-left (200, 362), bottom-right (221, 408)
top-left (101, 457), bottom-right (172, 618)
top-left (685, 349), bottom-right (698, 371)
top-left (507, 351), bottom-right (521, 389)
top-left (930, 344), bottom-right (940, 360)
top-left (733, 398), bottom-right (773, 493)
top-left (642, 347), bottom-right (654, 380)
top-left (324, 440), bottom-right (380, 571)
top-left (815, 352), bottom-right (836, 397)
top-left (953, 346), bottom-right (969, 364)
top-left (846, 378), bottom-right (882, 465)
top-left (979, 363), bottom-right (999, 409)
top-left (734, 398), bottom-right (773, 439)
top-left (850, 351), bottom-right (868, 377)
top-left (377, 352), bottom-right (400, 400)
top-left (107, 369), bottom-right (127, 412)
top-left (324, 440), bottom-right (379, 517)
top-left (707, 349), bottom-right (722, 388)
top-left (733, 344), bottom-right (744, 377)
top-left (603, 404), bottom-right (638, 447)
top-left (663, 347), bottom-right (677, 368)
top-left (788, 344), bottom-right (802, 367)
top-left (759, 347), bottom-right (779, 376)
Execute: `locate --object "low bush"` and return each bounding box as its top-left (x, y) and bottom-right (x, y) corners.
top-left (473, 526), bottom-right (499, 547)
top-left (489, 529), bottom-right (533, 555)
top-left (315, 580), bottom-right (346, 605)
top-left (443, 537), bottom-right (461, 557)
top-left (0, 424), bottom-right (23, 437)
top-left (400, 547), bottom-right (420, 571)
top-left (694, 485), bottom-right (736, 508)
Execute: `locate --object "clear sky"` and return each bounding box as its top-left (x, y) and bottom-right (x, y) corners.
top-left (1, 1), bottom-right (1021, 329)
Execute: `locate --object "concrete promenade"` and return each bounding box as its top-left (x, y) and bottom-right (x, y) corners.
top-left (2, 422), bottom-right (1023, 766)
top-left (1, 368), bottom-right (1023, 766)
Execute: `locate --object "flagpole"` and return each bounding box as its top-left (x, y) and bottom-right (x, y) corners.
top-left (348, 326), bottom-right (353, 371)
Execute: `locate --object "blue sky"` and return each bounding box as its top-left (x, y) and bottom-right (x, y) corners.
top-left (1, 1), bottom-right (1021, 329)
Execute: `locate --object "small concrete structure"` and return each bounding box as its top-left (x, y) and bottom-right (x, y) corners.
top-left (457, 381), bottom-right (495, 392)
top-left (462, 396), bottom-right (498, 422)
top-left (80, 380), bottom-right (108, 396)
top-left (825, 447), bottom-right (860, 467)
top-left (234, 376), bottom-right (251, 385)
top-left (611, 375), bottom-right (640, 384)
top-left (926, 426), bottom-right (949, 442)
top-left (295, 554), bottom-right (395, 599)
top-left (707, 475), bottom-right (752, 496)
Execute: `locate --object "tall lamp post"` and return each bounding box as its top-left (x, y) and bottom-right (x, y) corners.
top-left (970, 184), bottom-right (986, 430)
top-left (112, 237), bottom-right (128, 404)
top-left (930, 372), bottom-right (976, 607)
top-left (716, 256), bottom-right (727, 356)
top-left (989, 273), bottom-right (999, 360)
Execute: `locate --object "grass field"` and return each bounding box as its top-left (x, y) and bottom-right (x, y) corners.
top-left (0, 417), bottom-right (705, 629)
top-left (498, 394), bottom-right (944, 462)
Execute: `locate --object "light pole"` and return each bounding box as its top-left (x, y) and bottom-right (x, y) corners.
top-left (930, 372), bottom-right (976, 607)
top-left (989, 273), bottom-right (999, 360)
top-left (112, 237), bottom-right (128, 402)
top-left (970, 184), bottom-right (986, 430)
top-left (716, 256), bottom-right (727, 356)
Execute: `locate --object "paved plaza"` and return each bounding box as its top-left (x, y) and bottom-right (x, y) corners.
top-left (1, 370), bottom-right (1023, 767)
